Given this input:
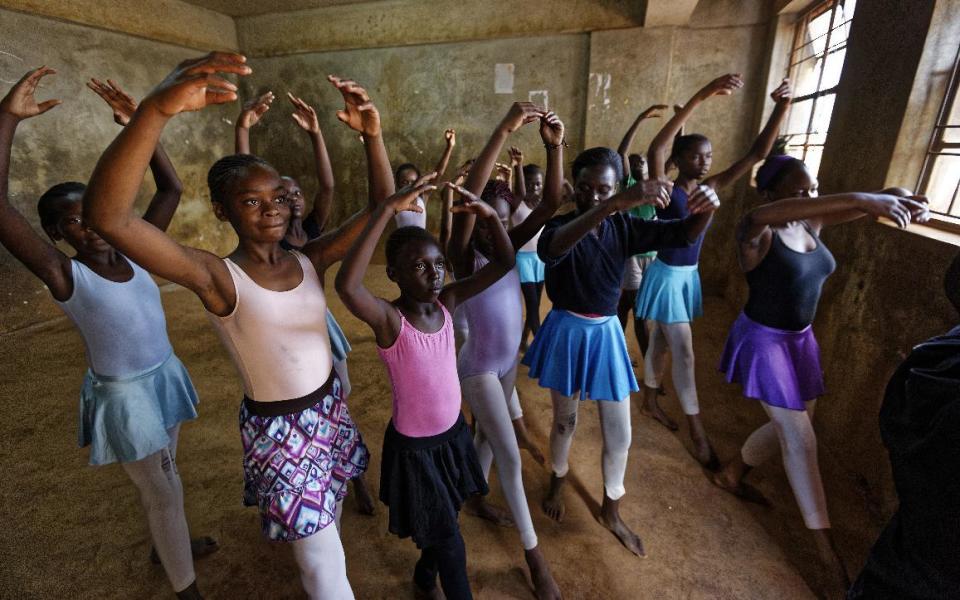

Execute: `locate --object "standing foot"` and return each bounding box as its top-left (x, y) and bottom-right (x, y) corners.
top-left (413, 580), bottom-right (446, 600)
top-left (812, 529), bottom-right (850, 599)
top-left (175, 581), bottom-right (203, 600)
top-left (352, 475), bottom-right (376, 516)
top-left (541, 473), bottom-right (567, 522)
top-left (150, 537), bottom-right (219, 565)
top-left (599, 494), bottom-right (645, 557)
top-left (465, 496), bottom-right (514, 527)
top-left (690, 438), bottom-right (720, 471)
top-left (640, 395), bottom-right (678, 431)
top-left (524, 546), bottom-right (562, 600)
top-left (708, 469), bottom-right (770, 506)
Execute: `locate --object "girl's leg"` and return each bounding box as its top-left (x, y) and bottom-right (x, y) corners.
top-left (543, 389), bottom-right (579, 522)
top-left (291, 525), bottom-right (355, 600)
top-left (419, 531), bottom-right (472, 600)
top-left (508, 386), bottom-right (545, 464)
top-left (461, 373), bottom-right (514, 527)
top-left (520, 282), bottom-right (543, 349)
top-left (640, 320), bottom-right (677, 430)
top-left (121, 447), bottom-right (195, 594)
top-left (660, 322), bottom-right (717, 468)
top-left (597, 397), bottom-right (645, 556)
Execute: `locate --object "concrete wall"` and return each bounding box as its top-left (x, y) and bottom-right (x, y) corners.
top-left (0, 7), bottom-right (238, 332)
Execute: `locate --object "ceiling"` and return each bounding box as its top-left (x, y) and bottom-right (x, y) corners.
top-left (180, 0), bottom-right (375, 17)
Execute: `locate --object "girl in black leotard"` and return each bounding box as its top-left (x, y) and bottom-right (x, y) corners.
top-left (711, 154), bottom-right (930, 597)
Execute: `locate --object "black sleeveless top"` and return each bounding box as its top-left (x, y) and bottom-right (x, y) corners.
top-left (743, 222), bottom-right (836, 331)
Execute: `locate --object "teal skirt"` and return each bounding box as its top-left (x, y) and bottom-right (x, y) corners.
top-left (516, 251), bottom-right (545, 283)
top-left (635, 259), bottom-right (703, 324)
top-left (327, 310), bottom-right (352, 363)
top-left (79, 352), bottom-right (199, 465)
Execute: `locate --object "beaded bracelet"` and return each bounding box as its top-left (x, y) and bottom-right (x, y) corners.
top-left (544, 139), bottom-right (569, 150)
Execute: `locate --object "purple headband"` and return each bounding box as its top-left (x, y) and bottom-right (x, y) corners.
top-left (756, 155), bottom-right (800, 191)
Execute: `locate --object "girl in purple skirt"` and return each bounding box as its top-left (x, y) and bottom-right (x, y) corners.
top-left (712, 153), bottom-right (930, 596)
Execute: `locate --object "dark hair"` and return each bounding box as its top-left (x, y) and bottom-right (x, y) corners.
top-left (481, 180), bottom-right (514, 208)
top-left (755, 155), bottom-right (806, 192)
top-left (571, 147), bottom-right (623, 183)
top-left (522, 164), bottom-right (543, 179)
top-left (946, 251), bottom-right (960, 315)
top-left (37, 182), bottom-right (86, 230)
top-left (628, 153), bottom-right (644, 162)
top-left (207, 154), bottom-right (274, 204)
top-left (386, 226), bottom-right (441, 268)
top-left (395, 163), bottom-right (420, 179)
top-left (670, 134), bottom-right (710, 161)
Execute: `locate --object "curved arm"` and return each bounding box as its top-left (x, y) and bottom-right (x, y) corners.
top-left (509, 145), bottom-right (562, 250)
top-left (83, 104), bottom-right (232, 315)
top-left (439, 183), bottom-right (454, 251)
top-left (235, 124), bottom-right (250, 154)
top-left (737, 192), bottom-right (880, 244)
top-left (141, 143), bottom-right (183, 232)
top-left (618, 105), bottom-right (665, 176)
top-left (304, 129), bottom-right (335, 235)
top-left (704, 102), bottom-right (789, 191)
top-left (512, 159), bottom-right (525, 206)
top-left (0, 113), bottom-right (72, 300)
top-left (440, 209), bottom-right (515, 313)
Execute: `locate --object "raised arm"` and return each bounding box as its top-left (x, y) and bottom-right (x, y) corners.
top-left (440, 190), bottom-right (516, 313)
top-left (440, 161), bottom-right (470, 250)
top-left (704, 80), bottom-right (791, 191)
top-left (618, 104), bottom-right (667, 176)
top-left (448, 102), bottom-right (544, 275)
top-left (508, 112), bottom-right (565, 250)
top-left (647, 74), bottom-right (743, 179)
top-left (544, 180), bottom-right (671, 259)
top-left (88, 78), bottom-right (185, 232)
top-left (288, 92), bottom-right (335, 234)
top-left (83, 52), bottom-right (251, 316)
top-left (234, 91), bottom-right (274, 154)
top-left (301, 76), bottom-right (395, 272)
top-left (509, 146), bottom-right (525, 204)
top-left (334, 179), bottom-right (435, 346)
top-left (433, 129), bottom-right (456, 183)
top-left (0, 67), bottom-right (71, 300)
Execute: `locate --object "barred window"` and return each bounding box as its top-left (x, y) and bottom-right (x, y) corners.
top-left (917, 45), bottom-right (960, 218)
top-left (783, 0), bottom-right (857, 175)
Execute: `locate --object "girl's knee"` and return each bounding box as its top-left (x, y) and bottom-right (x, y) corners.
top-left (553, 411), bottom-right (577, 437)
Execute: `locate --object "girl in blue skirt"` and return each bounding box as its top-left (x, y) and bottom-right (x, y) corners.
top-left (522, 146), bottom-right (718, 556)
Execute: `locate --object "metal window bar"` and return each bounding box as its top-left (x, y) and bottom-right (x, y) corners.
top-left (785, 0), bottom-right (852, 167)
top-left (917, 43), bottom-right (960, 216)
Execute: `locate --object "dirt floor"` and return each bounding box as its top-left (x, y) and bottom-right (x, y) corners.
top-left (0, 266), bottom-right (880, 599)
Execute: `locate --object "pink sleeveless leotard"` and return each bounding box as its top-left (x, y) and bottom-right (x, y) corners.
top-left (377, 303), bottom-right (462, 437)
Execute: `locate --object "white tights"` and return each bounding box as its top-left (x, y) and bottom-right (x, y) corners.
top-left (549, 390), bottom-right (632, 500)
top-left (462, 365), bottom-right (538, 550)
top-left (740, 400), bottom-right (830, 530)
top-left (121, 425), bottom-right (195, 593)
top-left (291, 500), bottom-right (355, 599)
top-left (643, 320), bottom-right (700, 415)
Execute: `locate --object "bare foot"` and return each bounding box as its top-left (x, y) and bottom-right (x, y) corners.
top-left (151, 537), bottom-right (218, 565)
top-left (525, 546), bottom-right (562, 600)
top-left (657, 385), bottom-right (667, 396)
top-left (709, 470), bottom-right (771, 507)
top-left (600, 494), bottom-right (645, 557)
top-left (691, 440), bottom-right (720, 471)
top-left (413, 581), bottom-right (445, 600)
top-left (175, 581), bottom-right (203, 600)
top-left (465, 496), bottom-right (514, 527)
top-left (352, 475), bottom-right (376, 516)
top-left (542, 473), bottom-right (566, 522)
top-left (640, 401), bottom-right (678, 431)
top-left (813, 529), bottom-right (850, 599)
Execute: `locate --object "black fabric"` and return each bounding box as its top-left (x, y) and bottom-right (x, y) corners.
top-left (521, 281), bottom-right (543, 335)
top-left (379, 413), bottom-right (488, 549)
top-left (537, 211), bottom-right (692, 316)
top-left (414, 531), bottom-right (473, 600)
top-left (848, 326), bottom-right (960, 600)
top-left (744, 224), bottom-right (836, 331)
top-left (242, 369), bottom-right (336, 417)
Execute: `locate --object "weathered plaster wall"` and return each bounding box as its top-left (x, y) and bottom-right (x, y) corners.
top-left (242, 34), bottom-right (591, 230)
top-left (0, 0), bottom-right (238, 51)
top-left (0, 7), bottom-right (238, 332)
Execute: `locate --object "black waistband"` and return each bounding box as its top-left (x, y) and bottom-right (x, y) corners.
top-left (243, 370), bottom-right (337, 417)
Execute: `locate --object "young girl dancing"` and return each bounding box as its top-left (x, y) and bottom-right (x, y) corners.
top-left (394, 128), bottom-right (456, 229)
top-left (82, 52), bottom-right (391, 599)
top-left (522, 145), bottom-right (718, 557)
top-left (0, 69), bottom-right (214, 599)
top-left (235, 89), bottom-right (376, 514)
top-left (447, 103), bottom-right (562, 599)
top-left (637, 75), bottom-right (791, 468)
top-left (335, 175), bottom-right (516, 599)
top-left (711, 153), bottom-right (929, 596)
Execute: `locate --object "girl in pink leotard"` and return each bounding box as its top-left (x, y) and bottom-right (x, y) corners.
top-left (335, 172), bottom-right (517, 599)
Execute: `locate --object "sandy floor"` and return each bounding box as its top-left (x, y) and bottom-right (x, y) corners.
top-left (0, 266), bottom-right (878, 599)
